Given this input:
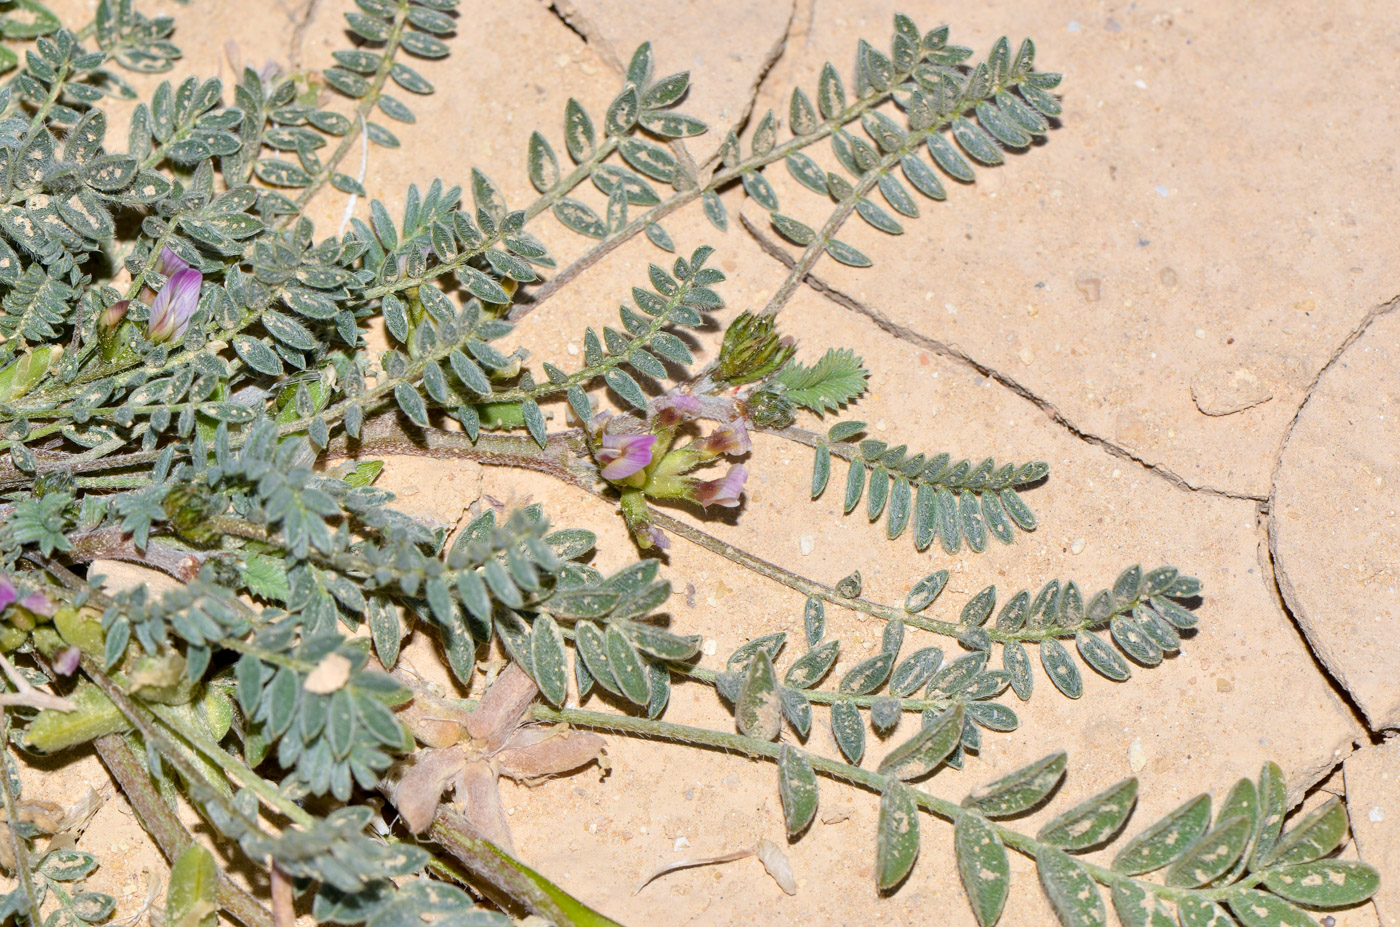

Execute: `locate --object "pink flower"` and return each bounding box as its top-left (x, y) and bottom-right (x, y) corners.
top-left (54, 647), bottom-right (81, 676)
top-left (596, 432), bottom-right (656, 481)
top-left (20, 592), bottom-right (53, 617)
top-left (701, 419), bottom-right (751, 457)
top-left (646, 526), bottom-right (671, 550)
top-left (99, 299), bottom-right (130, 332)
top-left (147, 267), bottom-right (203, 343)
top-left (0, 574), bottom-right (15, 612)
top-left (650, 390), bottom-right (703, 428)
top-left (691, 464), bottom-right (747, 509)
top-left (155, 246), bottom-right (190, 278)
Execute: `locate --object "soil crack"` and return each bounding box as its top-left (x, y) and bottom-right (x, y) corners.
top-left (740, 215), bottom-right (1268, 503)
top-left (1263, 294), bottom-right (1400, 732)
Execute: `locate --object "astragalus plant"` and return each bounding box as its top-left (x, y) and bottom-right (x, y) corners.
top-left (0, 1), bottom-right (1378, 926)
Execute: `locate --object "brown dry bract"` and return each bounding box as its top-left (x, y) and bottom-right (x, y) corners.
top-left (385, 665), bottom-right (605, 850)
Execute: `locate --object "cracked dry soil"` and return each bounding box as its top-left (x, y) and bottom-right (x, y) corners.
top-left (20, 1), bottom-right (1400, 925)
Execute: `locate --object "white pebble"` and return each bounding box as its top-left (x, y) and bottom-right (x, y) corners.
top-left (1370, 805), bottom-right (1386, 823)
top-left (566, 342), bottom-right (579, 355)
top-left (1129, 738), bottom-right (1146, 772)
top-left (1194, 328), bottom-right (1206, 339)
top-left (673, 836), bottom-right (690, 851)
top-left (1070, 538), bottom-right (1086, 555)
top-left (702, 639), bottom-right (718, 656)
top-left (799, 535), bottom-right (815, 555)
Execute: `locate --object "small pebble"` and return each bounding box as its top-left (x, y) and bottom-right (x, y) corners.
top-left (566, 342), bottom-right (579, 355)
top-left (1370, 805), bottom-right (1386, 823)
top-left (1194, 328), bottom-right (1206, 339)
top-left (1070, 538), bottom-right (1086, 555)
top-left (1067, 20), bottom-right (1081, 32)
top-left (1154, 184), bottom-right (1168, 197)
top-left (702, 639), bottom-right (718, 656)
top-left (1129, 738), bottom-right (1146, 772)
top-left (1018, 347), bottom-right (1034, 366)
top-left (1074, 274), bottom-right (1102, 302)
top-left (1135, 79), bottom-right (1149, 90)
top-left (673, 836), bottom-right (690, 851)
top-left (799, 535), bottom-right (815, 556)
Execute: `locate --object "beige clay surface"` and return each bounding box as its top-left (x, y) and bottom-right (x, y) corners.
top-left (17, 1), bottom-right (1398, 925)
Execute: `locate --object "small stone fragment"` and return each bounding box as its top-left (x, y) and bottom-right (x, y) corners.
top-left (1074, 273), bottom-right (1102, 302)
top-left (1129, 738), bottom-right (1146, 772)
top-left (799, 535), bottom-right (815, 555)
top-left (1190, 364), bottom-right (1273, 416)
top-left (1070, 538), bottom-right (1086, 555)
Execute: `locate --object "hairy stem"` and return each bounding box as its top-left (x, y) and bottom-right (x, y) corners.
top-left (93, 734), bottom-right (276, 927)
top-left (527, 702), bottom-right (1263, 904)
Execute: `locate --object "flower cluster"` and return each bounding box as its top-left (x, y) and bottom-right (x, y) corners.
top-left (99, 247), bottom-right (204, 345)
top-left (587, 392), bottom-right (752, 549)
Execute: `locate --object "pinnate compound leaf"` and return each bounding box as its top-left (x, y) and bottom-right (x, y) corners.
top-left (963, 752), bottom-right (1067, 818)
top-left (955, 809), bottom-right (1010, 927)
top-left (1036, 847), bottom-right (1106, 927)
top-left (1112, 793), bottom-right (1212, 875)
top-left (875, 780), bottom-right (920, 890)
top-left (775, 348), bottom-right (869, 414)
top-left (1036, 778), bottom-right (1138, 851)
top-left (778, 745), bottom-right (819, 837)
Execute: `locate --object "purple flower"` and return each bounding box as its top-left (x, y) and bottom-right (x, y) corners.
top-left (0, 574), bottom-right (15, 612)
top-left (99, 299), bottom-right (130, 332)
top-left (692, 464), bottom-right (747, 509)
top-left (20, 592), bottom-right (53, 617)
top-left (53, 647), bottom-right (81, 676)
top-left (651, 390), bottom-right (703, 428)
top-left (596, 432), bottom-right (656, 481)
top-left (155, 246), bottom-right (190, 278)
top-left (147, 267), bottom-right (203, 343)
top-left (646, 525), bottom-right (671, 550)
top-left (701, 419), bottom-right (751, 457)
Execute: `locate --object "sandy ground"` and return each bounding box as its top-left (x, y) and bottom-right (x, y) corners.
top-left (17, 1), bottom-right (1400, 925)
